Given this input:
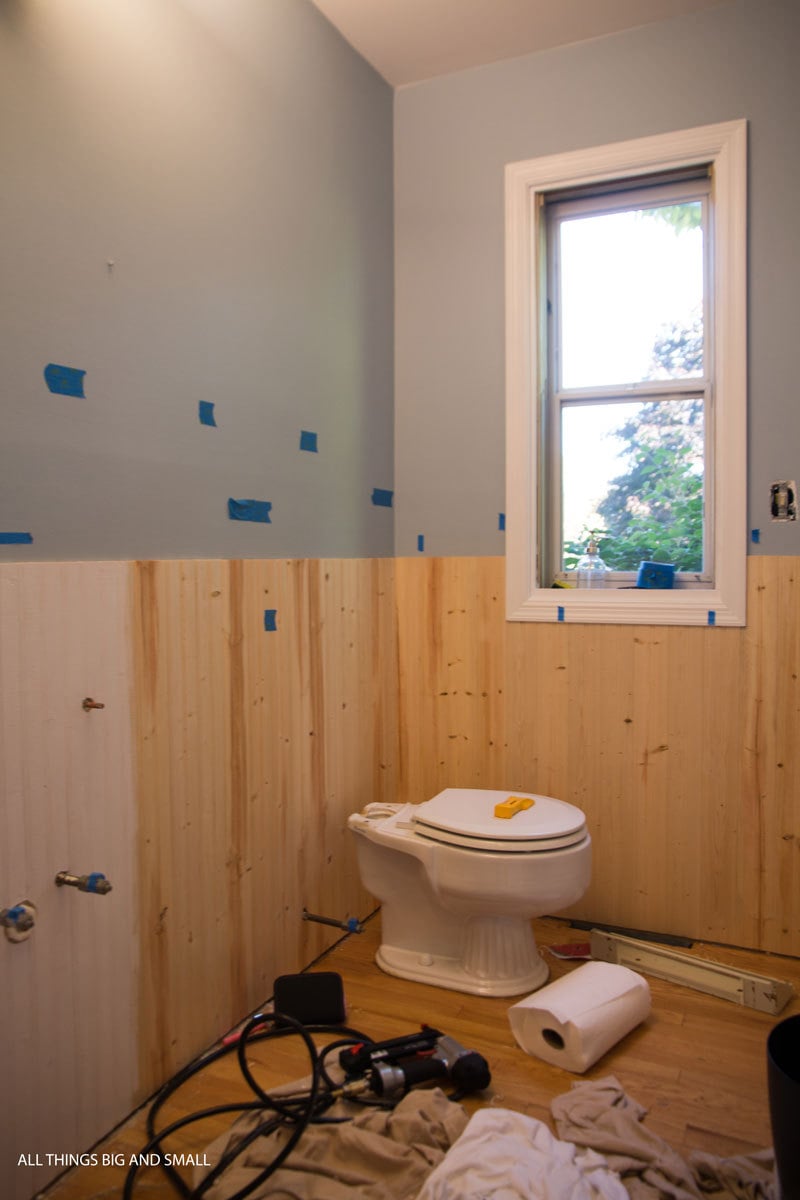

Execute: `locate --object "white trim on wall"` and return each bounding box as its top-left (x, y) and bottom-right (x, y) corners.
top-left (505, 120), bottom-right (748, 625)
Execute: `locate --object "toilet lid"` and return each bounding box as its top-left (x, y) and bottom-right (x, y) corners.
top-left (412, 788), bottom-right (587, 853)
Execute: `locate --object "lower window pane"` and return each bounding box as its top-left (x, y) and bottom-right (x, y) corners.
top-left (561, 397), bottom-right (705, 575)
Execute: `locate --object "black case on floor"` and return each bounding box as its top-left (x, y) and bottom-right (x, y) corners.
top-left (273, 971), bottom-right (346, 1025)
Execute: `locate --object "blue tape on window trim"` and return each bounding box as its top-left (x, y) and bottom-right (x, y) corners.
top-left (371, 488), bottom-right (393, 508)
top-left (299, 430), bottom-right (318, 452)
top-left (44, 363), bottom-right (86, 397)
top-left (498, 512), bottom-right (506, 531)
top-left (199, 401), bottom-right (216, 427)
top-left (264, 609), bottom-right (277, 632)
top-left (417, 534), bottom-right (425, 552)
top-left (751, 528), bottom-right (760, 544)
top-left (228, 498), bottom-right (272, 523)
top-left (557, 606), bottom-right (565, 622)
top-left (0, 532), bottom-right (33, 544)
top-left (707, 610), bottom-right (716, 626)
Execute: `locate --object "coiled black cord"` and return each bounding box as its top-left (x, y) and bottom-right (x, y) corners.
top-left (123, 1014), bottom-right (372, 1200)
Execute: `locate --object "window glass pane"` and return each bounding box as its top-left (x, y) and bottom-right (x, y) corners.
top-left (558, 202), bottom-right (704, 389)
top-left (561, 397), bottom-right (705, 574)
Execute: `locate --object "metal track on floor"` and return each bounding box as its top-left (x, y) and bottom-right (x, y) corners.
top-left (590, 929), bottom-right (794, 1015)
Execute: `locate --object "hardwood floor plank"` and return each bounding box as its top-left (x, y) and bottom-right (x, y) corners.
top-left (42, 915), bottom-right (800, 1200)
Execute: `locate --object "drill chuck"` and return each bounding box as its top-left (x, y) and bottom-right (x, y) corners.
top-left (364, 1033), bottom-right (491, 1099)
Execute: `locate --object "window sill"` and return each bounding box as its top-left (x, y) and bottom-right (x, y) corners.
top-left (507, 581), bottom-right (745, 626)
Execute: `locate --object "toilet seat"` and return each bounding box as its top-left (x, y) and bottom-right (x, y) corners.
top-left (411, 788), bottom-right (587, 853)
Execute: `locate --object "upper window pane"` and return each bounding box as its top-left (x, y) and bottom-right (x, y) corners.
top-left (557, 200), bottom-right (705, 390)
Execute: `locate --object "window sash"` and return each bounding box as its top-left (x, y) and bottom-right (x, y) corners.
top-left (544, 178), bottom-right (712, 587)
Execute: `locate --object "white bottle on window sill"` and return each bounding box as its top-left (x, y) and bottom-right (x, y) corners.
top-left (575, 535), bottom-right (610, 589)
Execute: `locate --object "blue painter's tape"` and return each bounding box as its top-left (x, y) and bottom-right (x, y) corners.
top-left (0, 532), bottom-right (33, 544)
top-left (417, 534), bottom-right (425, 552)
top-left (299, 430), bottom-right (318, 453)
top-left (228, 498), bottom-right (272, 524)
top-left (498, 512), bottom-right (506, 532)
top-left (557, 606), bottom-right (565, 622)
top-left (371, 488), bottom-right (393, 508)
top-left (751, 528), bottom-right (761, 544)
top-left (264, 609), bottom-right (277, 632)
top-left (707, 610), bottom-right (716, 626)
top-left (44, 363), bottom-right (86, 397)
top-left (199, 401), bottom-right (217, 427)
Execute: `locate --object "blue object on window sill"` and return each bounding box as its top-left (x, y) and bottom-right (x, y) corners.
top-left (637, 561), bottom-right (675, 589)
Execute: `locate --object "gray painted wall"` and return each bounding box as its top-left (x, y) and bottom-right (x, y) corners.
top-left (394, 0), bottom-right (800, 558)
top-left (0, 0), bottom-right (394, 560)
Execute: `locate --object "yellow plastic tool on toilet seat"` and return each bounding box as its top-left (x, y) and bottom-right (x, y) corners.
top-left (494, 795), bottom-right (535, 819)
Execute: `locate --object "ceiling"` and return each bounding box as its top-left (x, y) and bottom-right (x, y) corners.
top-left (309, 0), bottom-right (729, 87)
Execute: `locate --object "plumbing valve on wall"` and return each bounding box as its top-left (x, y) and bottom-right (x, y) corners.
top-left (303, 908), bottom-right (363, 934)
top-left (55, 871), bottom-right (113, 895)
top-left (1, 900), bottom-right (37, 943)
top-left (1, 875), bottom-right (113, 945)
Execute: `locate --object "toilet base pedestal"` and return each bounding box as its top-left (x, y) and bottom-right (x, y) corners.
top-left (375, 917), bottom-right (550, 997)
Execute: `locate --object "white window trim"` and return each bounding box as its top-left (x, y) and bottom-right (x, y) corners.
top-left (505, 120), bottom-right (747, 626)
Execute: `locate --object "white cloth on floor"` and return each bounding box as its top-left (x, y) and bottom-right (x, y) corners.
top-left (550, 1076), bottom-right (776, 1200)
top-left (414, 1106), bottom-right (629, 1200)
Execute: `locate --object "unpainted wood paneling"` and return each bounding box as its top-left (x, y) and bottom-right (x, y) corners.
top-left (0, 562), bottom-right (137, 1200)
top-left (6, 551), bottom-right (799, 1198)
top-left (132, 558), bottom-right (397, 1097)
top-left (396, 556), bottom-right (507, 797)
top-left (744, 557), bottom-right (800, 950)
top-left (395, 556), bottom-right (800, 957)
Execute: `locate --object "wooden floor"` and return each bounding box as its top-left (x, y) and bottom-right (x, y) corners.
top-left (42, 915), bottom-right (800, 1200)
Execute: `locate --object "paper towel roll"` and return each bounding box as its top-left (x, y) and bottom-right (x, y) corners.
top-left (507, 960), bottom-right (650, 1073)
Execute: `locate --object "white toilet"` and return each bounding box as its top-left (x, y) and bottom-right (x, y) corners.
top-left (348, 787), bottom-right (591, 997)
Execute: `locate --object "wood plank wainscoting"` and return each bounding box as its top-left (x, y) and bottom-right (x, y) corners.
top-left (395, 555), bottom-right (800, 957)
top-left (3, 554), bottom-right (799, 1199)
top-left (132, 557), bottom-right (398, 1099)
top-left (0, 563), bottom-right (139, 1200)
top-left (1, 558), bottom-right (396, 1200)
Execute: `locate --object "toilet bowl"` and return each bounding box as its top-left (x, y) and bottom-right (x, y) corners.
top-left (348, 787), bottom-right (591, 997)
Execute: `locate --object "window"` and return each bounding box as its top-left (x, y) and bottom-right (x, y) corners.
top-left (505, 122), bottom-right (747, 625)
top-left (547, 173), bottom-right (710, 586)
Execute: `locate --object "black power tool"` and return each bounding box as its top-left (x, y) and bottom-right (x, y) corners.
top-left (339, 1027), bottom-right (491, 1100)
